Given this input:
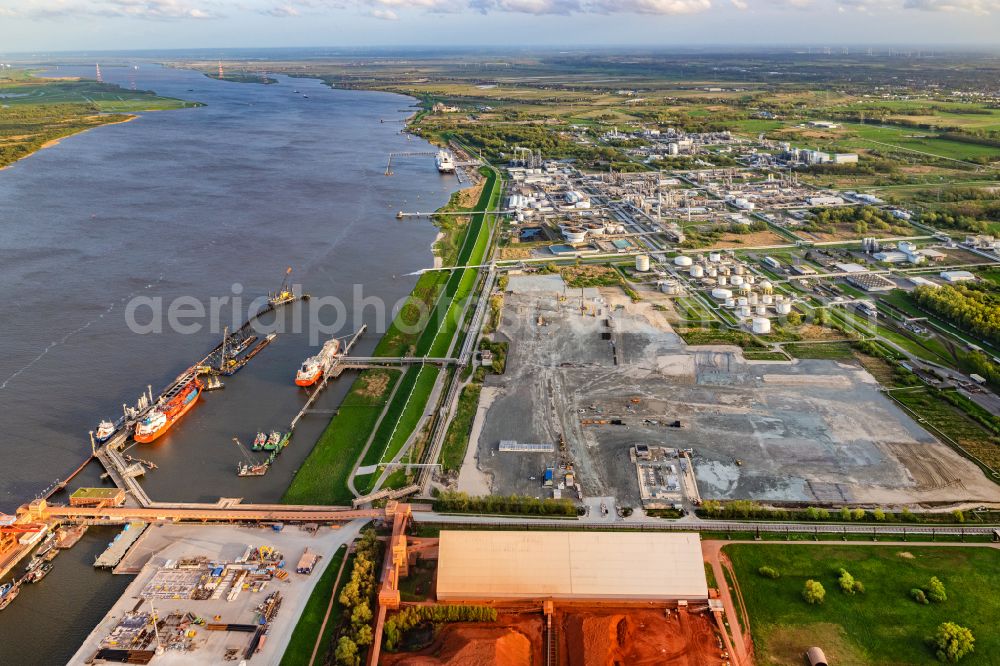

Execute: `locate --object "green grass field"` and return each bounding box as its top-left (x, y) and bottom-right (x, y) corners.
top-left (727, 543), bottom-right (1000, 665)
top-left (282, 370), bottom-right (399, 505)
top-left (280, 545), bottom-right (348, 666)
top-left (440, 382), bottom-right (482, 472)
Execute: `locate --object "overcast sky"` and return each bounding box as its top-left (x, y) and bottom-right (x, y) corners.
top-left (1, 0), bottom-right (998, 52)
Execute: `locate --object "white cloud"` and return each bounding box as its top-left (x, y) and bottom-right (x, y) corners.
top-left (0, 0), bottom-right (221, 19)
top-left (1, 0), bottom-right (991, 21)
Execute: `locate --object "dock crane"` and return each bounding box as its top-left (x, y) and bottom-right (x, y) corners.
top-left (268, 267), bottom-right (295, 306)
top-left (233, 438), bottom-right (267, 477)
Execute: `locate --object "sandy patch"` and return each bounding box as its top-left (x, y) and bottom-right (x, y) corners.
top-left (457, 385), bottom-right (497, 495)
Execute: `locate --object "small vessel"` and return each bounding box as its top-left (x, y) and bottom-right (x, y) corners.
top-left (251, 431), bottom-right (267, 452)
top-left (203, 376), bottom-right (225, 391)
top-left (436, 150), bottom-right (456, 173)
top-left (261, 430), bottom-right (290, 452)
top-left (42, 547), bottom-right (59, 563)
top-left (268, 267), bottom-right (296, 306)
top-left (134, 376), bottom-right (202, 444)
top-left (25, 562), bottom-right (53, 583)
top-left (234, 437), bottom-right (268, 477)
top-left (243, 332), bottom-right (277, 362)
top-left (237, 462), bottom-right (268, 477)
top-left (94, 420), bottom-right (116, 444)
top-left (295, 337), bottom-right (341, 387)
top-left (0, 582), bottom-right (20, 610)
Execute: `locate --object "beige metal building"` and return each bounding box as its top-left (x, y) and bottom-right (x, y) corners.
top-left (436, 531), bottom-right (708, 601)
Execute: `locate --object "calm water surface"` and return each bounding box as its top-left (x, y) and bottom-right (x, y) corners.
top-left (0, 63), bottom-right (457, 664)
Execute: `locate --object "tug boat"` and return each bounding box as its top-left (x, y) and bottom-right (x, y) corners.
top-left (263, 431), bottom-right (289, 452)
top-left (133, 377), bottom-right (203, 444)
top-left (251, 431), bottom-right (267, 452)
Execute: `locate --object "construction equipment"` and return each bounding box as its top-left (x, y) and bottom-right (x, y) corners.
top-left (268, 267), bottom-right (295, 306)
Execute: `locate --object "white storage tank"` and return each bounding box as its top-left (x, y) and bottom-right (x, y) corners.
top-left (752, 317), bottom-right (771, 334)
top-left (737, 305), bottom-right (752, 318)
top-left (762, 294), bottom-right (774, 305)
top-left (776, 301), bottom-right (792, 315)
top-left (748, 292), bottom-right (759, 305)
top-left (690, 265), bottom-right (705, 278)
top-left (734, 264), bottom-right (745, 275)
top-left (661, 281), bottom-right (680, 295)
top-left (636, 255), bottom-right (651, 272)
top-left (707, 267), bottom-right (718, 278)
top-left (725, 297), bottom-right (736, 308)
top-left (674, 255), bottom-right (693, 267)
top-left (746, 275), bottom-right (756, 284)
top-left (759, 280), bottom-right (774, 294)
top-left (709, 252), bottom-right (722, 263)
top-left (756, 305), bottom-right (768, 316)
top-left (718, 275), bottom-right (728, 286)
top-left (731, 275), bottom-right (744, 287)
top-left (712, 288), bottom-right (733, 300)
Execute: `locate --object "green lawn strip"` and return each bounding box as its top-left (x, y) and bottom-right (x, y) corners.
top-left (280, 545), bottom-right (347, 666)
top-left (440, 383), bottom-right (483, 472)
top-left (783, 342), bottom-right (855, 359)
top-left (726, 543), bottom-right (1000, 665)
top-left (358, 366), bottom-right (422, 470)
top-left (357, 365), bottom-right (440, 495)
top-left (282, 370), bottom-right (400, 505)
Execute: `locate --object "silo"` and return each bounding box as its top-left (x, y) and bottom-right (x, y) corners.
top-left (690, 265), bottom-right (705, 278)
top-left (667, 142), bottom-right (679, 155)
top-left (636, 255), bottom-right (650, 272)
top-left (752, 317), bottom-right (771, 334)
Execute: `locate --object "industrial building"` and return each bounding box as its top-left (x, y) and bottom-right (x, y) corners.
top-left (69, 487), bottom-right (126, 508)
top-left (436, 531), bottom-right (708, 602)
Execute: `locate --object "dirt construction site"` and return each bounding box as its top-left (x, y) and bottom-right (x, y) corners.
top-left (379, 607), bottom-right (724, 666)
top-left (460, 274), bottom-right (1000, 508)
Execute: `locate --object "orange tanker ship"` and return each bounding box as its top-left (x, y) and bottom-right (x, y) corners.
top-left (133, 376), bottom-right (203, 443)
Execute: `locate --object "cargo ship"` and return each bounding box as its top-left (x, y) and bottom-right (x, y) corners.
top-left (294, 337), bottom-right (341, 387)
top-left (94, 419), bottom-right (117, 444)
top-left (134, 376), bottom-right (203, 444)
top-left (436, 150), bottom-right (456, 173)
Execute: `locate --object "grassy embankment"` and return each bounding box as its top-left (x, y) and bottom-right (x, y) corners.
top-left (727, 543), bottom-right (1000, 665)
top-left (280, 545), bottom-right (348, 666)
top-left (284, 168), bottom-right (499, 504)
top-left (0, 73), bottom-right (198, 168)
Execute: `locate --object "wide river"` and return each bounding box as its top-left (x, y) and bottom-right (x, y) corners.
top-left (0, 63), bottom-right (457, 663)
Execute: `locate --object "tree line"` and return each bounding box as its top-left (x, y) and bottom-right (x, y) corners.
top-left (912, 284), bottom-right (1000, 346)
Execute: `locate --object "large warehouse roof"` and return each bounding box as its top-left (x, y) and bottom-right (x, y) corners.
top-left (436, 531), bottom-right (708, 601)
